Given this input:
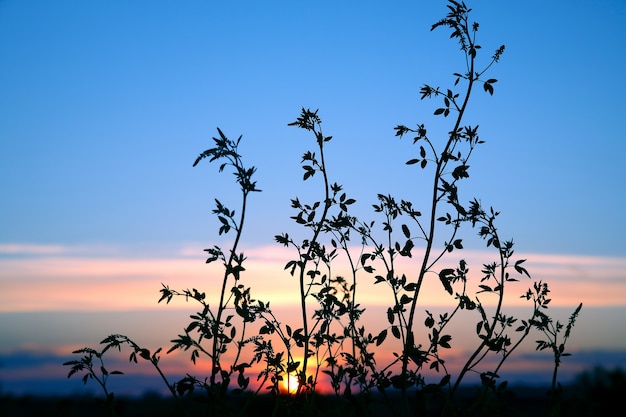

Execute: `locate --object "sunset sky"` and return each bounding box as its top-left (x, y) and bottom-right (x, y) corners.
top-left (1, 0), bottom-right (625, 397)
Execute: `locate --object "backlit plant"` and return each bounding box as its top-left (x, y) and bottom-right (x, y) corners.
top-left (64, 2), bottom-right (582, 416)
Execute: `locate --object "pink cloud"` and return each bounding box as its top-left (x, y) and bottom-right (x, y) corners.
top-left (1, 244), bottom-right (623, 313)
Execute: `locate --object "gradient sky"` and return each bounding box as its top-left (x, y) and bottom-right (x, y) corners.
top-left (1, 0), bottom-right (625, 397)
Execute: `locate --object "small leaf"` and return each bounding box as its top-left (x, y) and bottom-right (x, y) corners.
top-left (391, 325), bottom-right (401, 339)
top-left (138, 349), bottom-right (150, 360)
top-left (387, 308), bottom-right (394, 325)
top-left (438, 269), bottom-right (454, 295)
top-left (376, 329), bottom-right (388, 346)
top-left (439, 335), bottom-right (452, 349)
top-left (478, 285), bottom-right (492, 293)
top-left (514, 259), bottom-right (531, 277)
top-left (287, 361), bottom-right (300, 373)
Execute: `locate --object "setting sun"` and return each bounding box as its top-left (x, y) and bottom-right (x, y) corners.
top-left (282, 373), bottom-right (300, 395)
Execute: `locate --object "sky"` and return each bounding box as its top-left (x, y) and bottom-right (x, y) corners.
top-left (1, 0), bottom-right (625, 398)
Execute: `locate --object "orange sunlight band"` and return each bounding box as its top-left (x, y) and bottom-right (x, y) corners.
top-left (1, 245), bottom-right (624, 312)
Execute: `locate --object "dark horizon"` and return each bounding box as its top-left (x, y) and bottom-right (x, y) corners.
top-left (2, 305), bottom-right (626, 399)
top-left (2, 366), bottom-right (624, 417)
top-left (2, 347), bottom-right (625, 399)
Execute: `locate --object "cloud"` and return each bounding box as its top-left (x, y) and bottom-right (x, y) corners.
top-left (1, 243), bottom-right (625, 313)
top-left (0, 244), bottom-right (68, 256)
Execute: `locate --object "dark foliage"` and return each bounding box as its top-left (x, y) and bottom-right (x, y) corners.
top-left (62, 2), bottom-right (583, 416)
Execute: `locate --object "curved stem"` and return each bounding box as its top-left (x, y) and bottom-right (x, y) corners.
top-left (297, 124), bottom-right (332, 395)
top-left (401, 38), bottom-right (477, 399)
top-left (211, 174), bottom-right (250, 386)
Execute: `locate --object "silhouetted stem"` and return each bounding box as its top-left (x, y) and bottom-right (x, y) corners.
top-left (151, 359), bottom-right (189, 417)
top-left (451, 222), bottom-right (510, 396)
top-left (297, 125), bottom-right (331, 395)
top-left (401, 23), bottom-right (477, 409)
top-left (211, 163), bottom-right (250, 387)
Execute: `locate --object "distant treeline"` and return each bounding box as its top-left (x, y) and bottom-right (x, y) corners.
top-left (2, 367), bottom-right (624, 417)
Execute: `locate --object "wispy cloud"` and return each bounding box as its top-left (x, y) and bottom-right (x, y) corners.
top-left (0, 243), bottom-right (69, 255)
top-left (1, 243), bottom-right (624, 313)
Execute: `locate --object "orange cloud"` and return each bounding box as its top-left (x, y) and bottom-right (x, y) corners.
top-left (1, 244), bottom-right (624, 313)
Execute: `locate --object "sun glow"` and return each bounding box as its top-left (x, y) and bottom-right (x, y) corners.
top-left (282, 373), bottom-right (300, 395)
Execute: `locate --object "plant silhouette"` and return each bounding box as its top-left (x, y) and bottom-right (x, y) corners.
top-left (64, 1), bottom-right (582, 416)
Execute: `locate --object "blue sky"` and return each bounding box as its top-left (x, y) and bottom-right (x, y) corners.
top-left (1, 0), bottom-right (625, 256)
top-left (1, 0), bottom-right (625, 397)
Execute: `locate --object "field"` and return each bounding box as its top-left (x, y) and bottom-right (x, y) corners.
top-left (1, 379), bottom-right (620, 417)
